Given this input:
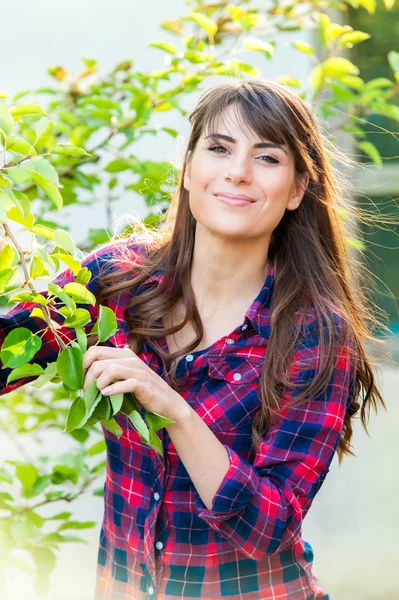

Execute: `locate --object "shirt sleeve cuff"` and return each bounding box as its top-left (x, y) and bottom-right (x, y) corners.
top-left (194, 445), bottom-right (259, 523)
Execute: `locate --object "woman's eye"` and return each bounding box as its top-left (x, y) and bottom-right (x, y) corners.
top-left (207, 146), bottom-right (279, 164)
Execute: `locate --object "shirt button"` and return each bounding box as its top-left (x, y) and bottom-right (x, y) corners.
top-left (233, 373), bottom-right (242, 381)
top-left (153, 492), bottom-right (160, 501)
top-left (148, 586), bottom-right (155, 595)
top-left (155, 541), bottom-right (163, 550)
top-left (185, 354), bottom-right (194, 362)
top-left (241, 323), bottom-right (248, 331)
top-left (226, 338), bottom-right (234, 345)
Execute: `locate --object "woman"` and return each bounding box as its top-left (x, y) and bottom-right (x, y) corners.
top-left (0, 79), bottom-right (386, 599)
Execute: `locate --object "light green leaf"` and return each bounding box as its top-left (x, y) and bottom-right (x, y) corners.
top-left (292, 41), bottom-right (314, 55)
top-left (53, 229), bottom-right (75, 255)
top-left (88, 440), bottom-right (106, 456)
top-left (101, 416), bottom-right (123, 438)
top-left (323, 57), bottom-right (359, 77)
top-left (50, 144), bottom-right (91, 157)
top-left (109, 392), bottom-right (124, 415)
top-left (63, 308), bottom-right (92, 329)
top-left (388, 51), bottom-right (399, 73)
top-left (83, 380), bottom-right (103, 421)
top-left (0, 104), bottom-right (15, 136)
top-left (63, 282), bottom-right (96, 305)
top-left (58, 520), bottom-right (96, 530)
top-left (0, 327), bottom-right (42, 369)
top-left (75, 327), bottom-right (88, 354)
top-left (5, 135), bottom-right (37, 156)
top-left (56, 345), bottom-right (84, 390)
top-left (89, 305), bottom-right (117, 342)
top-left (9, 103), bottom-right (48, 117)
top-left (31, 172), bottom-right (63, 209)
top-left (144, 411), bottom-right (176, 430)
top-left (48, 282), bottom-right (76, 311)
top-left (128, 409), bottom-right (150, 442)
top-left (189, 12), bottom-right (218, 36)
top-left (34, 117), bottom-right (54, 147)
top-left (30, 224), bottom-right (56, 240)
top-left (64, 396), bottom-right (87, 432)
top-left (243, 38), bottom-right (274, 57)
top-left (15, 464), bottom-right (38, 488)
top-left (357, 141), bottom-right (382, 167)
top-left (149, 41), bottom-right (177, 55)
top-left (6, 363), bottom-right (44, 384)
top-left (338, 31), bottom-right (370, 48)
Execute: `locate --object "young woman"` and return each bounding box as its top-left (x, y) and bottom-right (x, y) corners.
top-left (0, 79), bottom-right (386, 599)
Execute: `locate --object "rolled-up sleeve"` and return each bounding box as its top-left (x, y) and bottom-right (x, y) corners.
top-left (194, 321), bottom-right (357, 560)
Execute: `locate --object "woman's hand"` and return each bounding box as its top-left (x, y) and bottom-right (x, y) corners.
top-left (82, 345), bottom-right (190, 425)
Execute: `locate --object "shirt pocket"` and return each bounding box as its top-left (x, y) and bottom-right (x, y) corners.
top-left (195, 356), bottom-right (263, 433)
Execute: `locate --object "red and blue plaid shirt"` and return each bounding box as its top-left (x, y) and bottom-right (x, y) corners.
top-left (0, 234), bottom-right (356, 599)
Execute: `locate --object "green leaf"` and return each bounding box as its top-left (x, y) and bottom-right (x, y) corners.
top-left (109, 392), bottom-right (124, 415)
top-left (19, 157), bottom-right (59, 185)
top-left (144, 411), bottom-right (176, 430)
top-left (292, 41), bottom-right (314, 55)
top-left (11, 517), bottom-right (33, 546)
top-left (75, 327), bottom-right (88, 354)
top-left (89, 305), bottom-right (117, 342)
top-left (64, 396), bottom-right (87, 432)
top-left (228, 60), bottom-right (260, 77)
top-left (388, 51), bottom-right (399, 73)
top-left (128, 409), bottom-right (150, 442)
top-left (189, 12), bottom-right (218, 36)
top-left (88, 440), bottom-right (106, 456)
top-left (32, 172), bottom-right (63, 209)
top-left (0, 327), bottom-right (42, 369)
top-left (0, 467), bottom-right (13, 484)
top-left (83, 379), bottom-right (103, 420)
top-left (101, 416), bottom-right (123, 438)
top-left (0, 104), bottom-right (15, 136)
top-left (9, 103), bottom-right (48, 117)
top-left (322, 57), bottom-right (359, 77)
top-left (50, 144), bottom-right (91, 157)
top-left (243, 38), bottom-right (274, 57)
top-left (29, 223), bottom-right (56, 240)
top-left (5, 135), bottom-right (38, 156)
top-left (47, 282), bottom-right (76, 311)
top-left (63, 282), bottom-right (96, 305)
top-left (53, 229), bottom-right (75, 255)
top-left (338, 31), bottom-right (370, 48)
top-left (56, 345), bottom-right (84, 390)
top-left (0, 243), bottom-right (18, 269)
top-left (357, 141), bottom-right (382, 167)
top-left (58, 520), bottom-right (96, 530)
top-left (15, 464), bottom-right (38, 488)
top-left (76, 267), bottom-right (91, 285)
top-left (85, 395), bottom-right (110, 427)
top-left (34, 117), bottom-right (54, 147)
top-left (49, 512), bottom-right (72, 520)
top-left (6, 363), bottom-right (44, 384)
top-left (149, 41), bottom-right (177, 55)
top-left (63, 308), bottom-right (92, 329)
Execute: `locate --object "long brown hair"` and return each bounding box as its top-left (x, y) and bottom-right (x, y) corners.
top-left (94, 79), bottom-right (389, 465)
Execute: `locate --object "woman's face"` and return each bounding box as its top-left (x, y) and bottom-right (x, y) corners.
top-left (184, 104), bottom-right (309, 241)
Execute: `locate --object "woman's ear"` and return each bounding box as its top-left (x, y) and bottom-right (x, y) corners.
top-left (287, 172), bottom-right (310, 211)
top-left (183, 150), bottom-right (192, 192)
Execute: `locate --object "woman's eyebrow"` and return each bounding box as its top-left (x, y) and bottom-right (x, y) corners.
top-left (204, 132), bottom-right (288, 155)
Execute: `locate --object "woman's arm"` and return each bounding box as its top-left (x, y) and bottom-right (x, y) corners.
top-left (166, 316), bottom-right (357, 559)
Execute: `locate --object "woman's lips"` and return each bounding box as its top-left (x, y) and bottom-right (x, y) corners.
top-left (216, 194), bottom-right (254, 206)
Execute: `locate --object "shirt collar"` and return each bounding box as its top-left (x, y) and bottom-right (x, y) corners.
top-left (144, 263), bottom-right (275, 338)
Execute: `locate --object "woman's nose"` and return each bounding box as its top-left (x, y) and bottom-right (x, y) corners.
top-left (224, 156), bottom-right (252, 184)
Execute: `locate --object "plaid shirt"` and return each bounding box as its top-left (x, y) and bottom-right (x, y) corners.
top-left (0, 234), bottom-right (356, 600)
